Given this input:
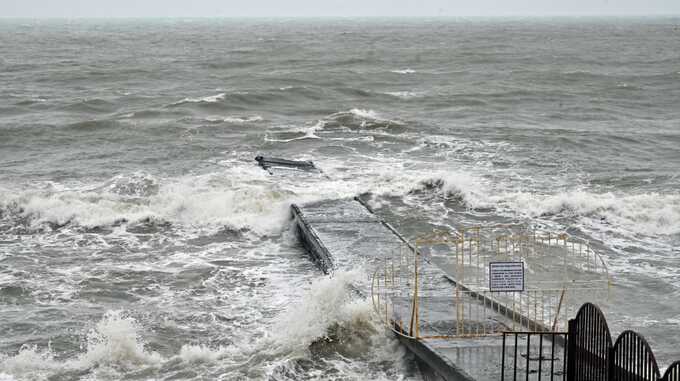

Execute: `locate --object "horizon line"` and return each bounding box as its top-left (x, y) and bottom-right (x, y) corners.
top-left (1, 14), bottom-right (680, 20)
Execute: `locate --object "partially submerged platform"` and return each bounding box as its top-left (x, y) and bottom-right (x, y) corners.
top-left (292, 198), bottom-right (565, 380)
top-left (255, 155), bottom-right (319, 174)
top-left (292, 198), bottom-right (403, 274)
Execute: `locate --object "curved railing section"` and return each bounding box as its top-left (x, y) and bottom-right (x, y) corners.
top-left (371, 226), bottom-right (611, 340)
top-left (663, 361), bottom-right (680, 381)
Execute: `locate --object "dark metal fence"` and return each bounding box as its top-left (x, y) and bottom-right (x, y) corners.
top-left (501, 303), bottom-right (680, 381)
top-left (568, 303), bottom-right (612, 381)
top-left (609, 330), bottom-right (660, 380)
top-left (501, 331), bottom-right (568, 381)
top-left (663, 361), bottom-right (680, 381)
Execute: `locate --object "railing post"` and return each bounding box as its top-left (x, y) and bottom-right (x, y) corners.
top-left (607, 346), bottom-right (615, 381)
top-left (501, 333), bottom-right (506, 381)
top-left (567, 319), bottom-right (577, 381)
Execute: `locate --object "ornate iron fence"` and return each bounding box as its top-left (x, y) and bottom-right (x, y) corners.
top-left (501, 303), bottom-right (680, 381)
top-left (501, 331), bottom-right (569, 381)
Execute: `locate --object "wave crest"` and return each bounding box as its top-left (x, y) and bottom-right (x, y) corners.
top-left (0, 311), bottom-right (161, 379)
top-left (271, 271), bottom-right (377, 351)
top-left (390, 68), bottom-right (416, 74)
top-left (323, 108), bottom-right (403, 131)
top-left (406, 172), bottom-right (680, 237)
top-left (170, 93), bottom-right (225, 106)
top-left (504, 190), bottom-right (680, 236)
top-left (0, 169), bottom-right (290, 235)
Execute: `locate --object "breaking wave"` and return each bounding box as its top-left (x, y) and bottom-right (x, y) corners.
top-left (0, 311), bottom-right (162, 379)
top-left (265, 270), bottom-right (412, 380)
top-left (271, 270), bottom-right (376, 350)
top-left (177, 344), bottom-right (231, 363)
top-left (408, 173), bottom-right (680, 237)
top-left (263, 108), bottom-right (404, 142)
top-left (410, 171), bottom-right (490, 207)
top-left (0, 270), bottom-right (404, 380)
top-left (502, 190), bottom-right (680, 236)
top-left (322, 108), bottom-right (404, 131)
top-left (0, 169), bottom-right (292, 235)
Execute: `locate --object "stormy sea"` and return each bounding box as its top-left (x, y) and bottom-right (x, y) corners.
top-left (0, 18), bottom-right (679, 380)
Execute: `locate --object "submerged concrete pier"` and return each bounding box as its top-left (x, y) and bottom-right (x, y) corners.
top-left (292, 197), bottom-right (562, 380)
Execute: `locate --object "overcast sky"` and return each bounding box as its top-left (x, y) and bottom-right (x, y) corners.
top-left (2, 0), bottom-right (680, 18)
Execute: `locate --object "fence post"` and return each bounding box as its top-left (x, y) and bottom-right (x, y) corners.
top-left (567, 319), bottom-right (576, 381)
top-left (607, 347), bottom-right (615, 381)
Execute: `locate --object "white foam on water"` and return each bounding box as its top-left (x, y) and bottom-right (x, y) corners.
top-left (171, 92), bottom-right (225, 105)
top-left (0, 311), bottom-right (162, 379)
top-left (0, 166), bottom-right (293, 235)
top-left (269, 270), bottom-right (373, 350)
top-left (390, 68), bottom-right (416, 74)
top-left (499, 190), bottom-right (680, 236)
top-left (0, 344), bottom-right (60, 377)
top-left (264, 108), bottom-right (404, 143)
top-left (301, 120), bottom-right (326, 139)
top-left (177, 344), bottom-right (231, 363)
top-left (76, 311), bottom-right (163, 369)
top-left (4, 154), bottom-right (677, 243)
top-left (412, 170), bottom-right (492, 208)
top-left (205, 115), bottom-right (263, 123)
top-left (264, 121), bottom-right (326, 142)
top-left (384, 91), bottom-right (425, 99)
top-left (400, 167), bottom-right (680, 238)
top-left (348, 108), bottom-right (381, 120)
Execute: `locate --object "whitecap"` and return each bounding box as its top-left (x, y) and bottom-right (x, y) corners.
top-left (270, 270), bottom-right (376, 350)
top-left (383, 91), bottom-right (424, 99)
top-left (220, 115), bottom-right (263, 123)
top-left (390, 68), bottom-right (416, 74)
top-left (203, 115), bottom-right (263, 124)
top-left (501, 190), bottom-right (680, 236)
top-left (409, 170), bottom-right (491, 208)
top-left (178, 344), bottom-right (230, 363)
top-left (171, 93), bottom-right (225, 106)
top-left (0, 311), bottom-right (162, 378)
top-left (0, 167), bottom-right (292, 235)
top-left (348, 108), bottom-right (381, 119)
top-left (74, 310), bottom-right (163, 368)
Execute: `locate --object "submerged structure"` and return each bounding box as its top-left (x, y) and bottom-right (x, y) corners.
top-left (255, 155), bottom-right (318, 174)
top-left (258, 156), bottom-right (680, 381)
top-left (371, 226), bottom-right (610, 380)
top-left (291, 194), bottom-right (610, 380)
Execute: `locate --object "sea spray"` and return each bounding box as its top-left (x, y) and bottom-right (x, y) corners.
top-left (264, 270), bottom-right (414, 379)
top-left (270, 270), bottom-right (376, 351)
top-left (501, 190), bottom-right (680, 236)
top-left (75, 311), bottom-right (163, 369)
top-left (0, 311), bottom-right (162, 379)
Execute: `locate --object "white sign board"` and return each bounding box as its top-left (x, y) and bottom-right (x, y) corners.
top-left (489, 261), bottom-right (524, 292)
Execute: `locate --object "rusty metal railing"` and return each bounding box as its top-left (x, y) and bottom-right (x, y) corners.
top-left (371, 226), bottom-right (611, 340)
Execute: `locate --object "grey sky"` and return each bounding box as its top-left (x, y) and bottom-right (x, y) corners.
top-left (2, 0), bottom-right (680, 18)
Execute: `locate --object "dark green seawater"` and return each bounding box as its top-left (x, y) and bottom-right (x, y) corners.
top-left (0, 18), bottom-right (679, 380)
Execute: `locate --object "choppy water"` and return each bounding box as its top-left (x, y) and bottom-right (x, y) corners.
top-left (1, 18), bottom-right (679, 380)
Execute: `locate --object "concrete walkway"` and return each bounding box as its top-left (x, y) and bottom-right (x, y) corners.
top-left (292, 197), bottom-right (567, 380)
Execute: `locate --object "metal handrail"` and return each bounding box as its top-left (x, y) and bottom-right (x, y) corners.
top-left (371, 226), bottom-right (611, 341)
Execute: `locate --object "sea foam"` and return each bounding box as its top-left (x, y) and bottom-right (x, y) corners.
top-left (390, 68), bottom-right (416, 74)
top-left (270, 270), bottom-right (375, 351)
top-left (170, 93), bottom-right (226, 106)
top-left (0, 311), bottom-right (162, 379)
top-left (408, 173), bottom-right (680, 237)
